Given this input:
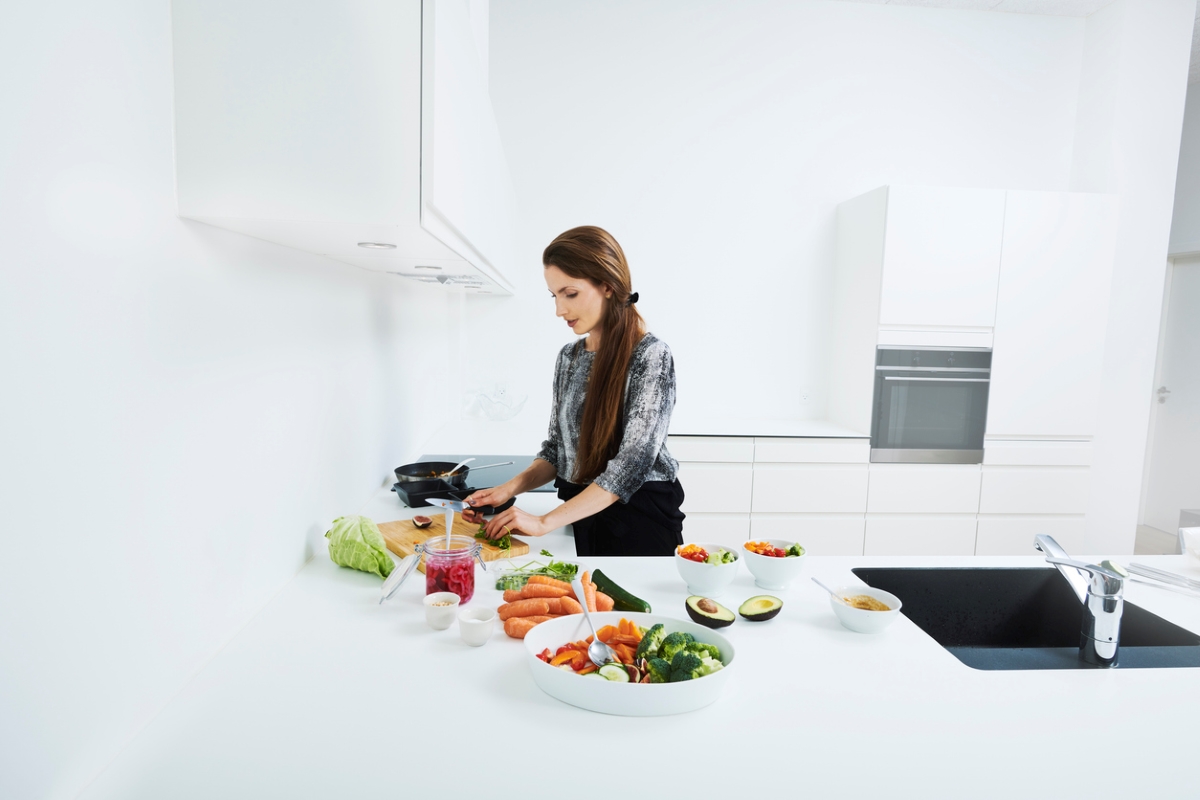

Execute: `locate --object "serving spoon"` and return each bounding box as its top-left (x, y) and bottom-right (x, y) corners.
top-left (571, 572), bottom-right (620, 668)
top-left (812, 577), bottom-right (850, 605)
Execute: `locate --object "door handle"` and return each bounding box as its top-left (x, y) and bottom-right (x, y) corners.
top-left (882, 377), bottom-right (990, 383)
top-left (1157, 386), bottom-right (1171, 403)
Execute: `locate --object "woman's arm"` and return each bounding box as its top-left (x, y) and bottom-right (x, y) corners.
top-left (476, 481), bottom-right (618, 539)
top-left (461, 458), bottom-right (556, 525)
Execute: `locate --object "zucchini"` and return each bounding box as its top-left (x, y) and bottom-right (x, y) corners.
top-left (598, 663), bottom-right (630, 682)
top-left (592, 569), bottom-right (652, 614)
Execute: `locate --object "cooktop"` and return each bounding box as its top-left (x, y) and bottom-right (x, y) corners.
top-left (417, 454), bottom-right (555, 493)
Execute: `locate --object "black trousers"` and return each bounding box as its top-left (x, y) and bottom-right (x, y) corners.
top-left (557, 478), bottom-right (685, 557)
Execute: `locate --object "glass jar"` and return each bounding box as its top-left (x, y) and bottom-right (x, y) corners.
top-left (423, 534), bottom-right (482, 604)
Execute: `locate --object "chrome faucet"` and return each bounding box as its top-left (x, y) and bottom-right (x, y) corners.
top-left (1033, 535), bottom-right (1128, 667)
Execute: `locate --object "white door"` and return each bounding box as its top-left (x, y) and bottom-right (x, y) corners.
top-left (985, 191), bottom-right (1118, 437)
top-left (1142, 260), bottom-right (1200, 534)
top-left (878, 186), bottom-right (1006, 329)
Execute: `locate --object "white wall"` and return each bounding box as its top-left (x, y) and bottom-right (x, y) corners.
top-left (474, 0), bottom-right (1086, 440)
top-left (1169, 81), bottom-right (1200, 255)
top-left (0, 4), bottom-right (455, 799)
top-left (1071, 0), bottom-right (1196, 553)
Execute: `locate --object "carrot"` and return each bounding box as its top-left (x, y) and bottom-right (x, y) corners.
top-left (611, 634), bottom-right (641, 646)
top-left (523, 615), bottom-right (556, 623)
top-left (577, 663), bottom-right (598, 675)
top-left (527, 575), bottom-right (573, 591)
top-left (521, 583), bottom-right (570, 599)
top-left (559, 596), bottom-right (583, 615)
top-left (503, 617), bottom-right (540, 639)
top-left (596, 591), bottom-right (614, 612)
top-left (596, 624), bottom-right (617, 643)
top-left (582, 571), bottom-right (597, 613)
top-left (503, 589), bottom-right (524, 603)
top-left (497, 599), bottom-right (551, 621)
top-left (551, 650), bottom-right (578, 666)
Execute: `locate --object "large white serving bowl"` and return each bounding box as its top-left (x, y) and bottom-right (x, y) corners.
top-left (522, 611), bottom-right (736, 716)
top-left (829, 586), bottom-right (903, 634)
top-left (673, 542), bottom-right (740, 597)
top-left (741, 540), bottom-right (807, 590)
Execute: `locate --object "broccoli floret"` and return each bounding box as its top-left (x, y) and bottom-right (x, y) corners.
top-left (698, 656), bottom-right (724, 677)
top-left (647, 658), bottom-right (672, 684)
top-left (669, 651), bottom-right (703, 682)
top-left (634, 623), bottom-right (666, 662)
top-left (686, 641), bottom-right (722, 661)
top-left (787, 543), bottom-right (805, 557)
top-left (660, 631), bottom-right (697, 661)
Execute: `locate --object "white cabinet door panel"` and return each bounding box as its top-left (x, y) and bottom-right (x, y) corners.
top-left (979, 467), bottom-right (1090, 514)
top-left (667, 437), bottom-right (754, 463)
top-left (753, 438), bottom-right (869, 464)
top-left (983, 440), bottom-right (1093, 466)
top-left (879, 186), bottom-right (1006, 328)
top-left (752, 465), bottom-right (869, 513)
top-left (986, 191), bottom-right (1117, 437)
top-left (866, 464), bottom-right (982, 513)
top-left (677, 463), bottom-right (752, 514)
top-left (975, 515), bottom-right (1085, 556)
top-left (682, 514), bottom-right (750, 549)
top-left (751, 514), bottom-right (865, 556)
top-left (864, 515), bottom-right (978, 556)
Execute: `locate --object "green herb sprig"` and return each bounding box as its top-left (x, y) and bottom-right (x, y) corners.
top-left (475, 523), bottom-right (511, 551)
top-left (493, 550), bottom-right (579, 590)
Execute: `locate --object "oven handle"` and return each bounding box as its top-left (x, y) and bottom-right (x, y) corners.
top-left (883, 376), bottom-right (990, 383)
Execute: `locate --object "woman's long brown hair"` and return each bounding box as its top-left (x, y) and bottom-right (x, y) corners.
top-left (544, 226), bottom-right (645, 484)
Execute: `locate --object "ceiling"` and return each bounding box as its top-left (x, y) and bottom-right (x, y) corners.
top-left (829, 0), bottom-right (1200, 84)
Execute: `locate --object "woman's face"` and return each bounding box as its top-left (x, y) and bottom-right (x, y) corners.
top-left (545, 264), bottom-right (610, 339)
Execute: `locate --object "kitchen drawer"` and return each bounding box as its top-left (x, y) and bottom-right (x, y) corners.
top-left (864, 514), bottom-right (978, 556)
top-left (866, 464), bottom-right (981, 513)
top-left (676, 463), bottom-right (752, 514)
top-left (974, 515), bottom-right (1085, 556)
top-left (751, 464), bottom-right (869, 513)
top-left (750, 514), bottom-right (865, 556)
top-left (979, 466), bottom-right (1089, 515)
top-left (983, 440), bottom-right (1093, 467)
top-left (667, 436), bottom-right (754, 463)
top-left (752, 438), bottom-right (869, 464)
top-left (681, 513), bottom-right (750, 548)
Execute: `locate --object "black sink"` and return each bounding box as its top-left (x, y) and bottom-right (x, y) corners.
top-left (852, 567), bottom-right (1200, 670)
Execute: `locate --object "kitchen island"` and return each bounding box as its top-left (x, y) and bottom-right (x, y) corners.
top-left (78, 488), bottom-right (1200, 800)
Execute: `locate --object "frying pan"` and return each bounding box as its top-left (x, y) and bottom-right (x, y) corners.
top-left (393, 461), bottom-right (471, 488)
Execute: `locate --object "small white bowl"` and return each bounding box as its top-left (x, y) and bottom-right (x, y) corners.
top-left (829, 586), bottom-right (902, 634)
top-left (424, 592), bottom-right (460, 630)
top-left (674, 542), bottom-right (740, 597)
top-left (458, 607), bottom-right (496, 646)
top-left (742, 540), bottom-right (807, 590)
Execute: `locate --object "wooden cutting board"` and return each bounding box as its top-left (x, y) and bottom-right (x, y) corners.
top-left (378, 513), bottom-right (529, 573)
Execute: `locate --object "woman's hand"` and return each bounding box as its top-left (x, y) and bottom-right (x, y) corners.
top-left (459, 484), bottom-right (515, 526)
top-left (479, 505), bottom-right (552, 539)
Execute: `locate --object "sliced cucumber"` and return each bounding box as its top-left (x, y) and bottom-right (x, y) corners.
top-left (598, 663), bottom-right (631, 682)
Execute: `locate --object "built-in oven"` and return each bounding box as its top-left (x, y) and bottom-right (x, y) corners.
top-left (870, 347), bottom-right (991, 464)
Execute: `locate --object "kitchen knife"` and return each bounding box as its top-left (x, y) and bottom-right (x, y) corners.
top-left (426, 496), bottom-right (510, 516)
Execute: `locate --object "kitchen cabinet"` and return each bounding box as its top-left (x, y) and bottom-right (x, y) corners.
top-left (877, 186), bottom-right (1006, 330)
top-left (864, 514), bottom-right (979, 556)
top-left (749, 514), bottom-right (865, 556)
top-left (979, 466), bottom-right (1090, 515)
top-left (171, 0), bottom-right (515, 293)
top-left (866, 464), bottom-right (982, 514)
top-left (751, 464), bottom-right (869, 513)
top-left (676, 463), bottom-right (753, 514)
top-left (975, 515), bottom-right (1085, 556)
top-left (985, 192), bottom-right (1117, 437)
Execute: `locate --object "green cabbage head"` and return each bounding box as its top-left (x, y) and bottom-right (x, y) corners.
top-left (325, 515), bottom-right (394, 579)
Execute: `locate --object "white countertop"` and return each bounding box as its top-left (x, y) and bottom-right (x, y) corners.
top-left (79, 492), bottom-right (1200, 799)
top-left (414, 417), bottom-right (868, 463)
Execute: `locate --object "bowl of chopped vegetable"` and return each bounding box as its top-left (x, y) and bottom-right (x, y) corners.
top-left (674, 542), bottom-right (739, 597)
top-left (829, 585), bottom-right (902, 634)
top-left (523, 612), bottom-right (735, 716)
top-left (742, 539), bottom-right (807, 590)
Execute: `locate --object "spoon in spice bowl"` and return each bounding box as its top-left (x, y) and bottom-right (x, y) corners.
top-left (812, 577), bottom-right (850, 605)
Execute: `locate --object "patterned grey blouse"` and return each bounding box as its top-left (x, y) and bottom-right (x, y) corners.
top-left (536, 333), bottom-right (679, 503)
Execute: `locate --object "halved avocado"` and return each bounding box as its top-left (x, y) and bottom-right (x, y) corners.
top-left (685, 595), bottom-right (735, 628)
top-left (739, 595), bottom-right (783, 622)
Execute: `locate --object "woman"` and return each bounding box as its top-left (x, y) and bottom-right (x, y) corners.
top-left (461, 226), bottom-right (684, 556)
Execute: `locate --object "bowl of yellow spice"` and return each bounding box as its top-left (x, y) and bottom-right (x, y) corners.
top-left (829, 585), bottom-right (902, 634)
